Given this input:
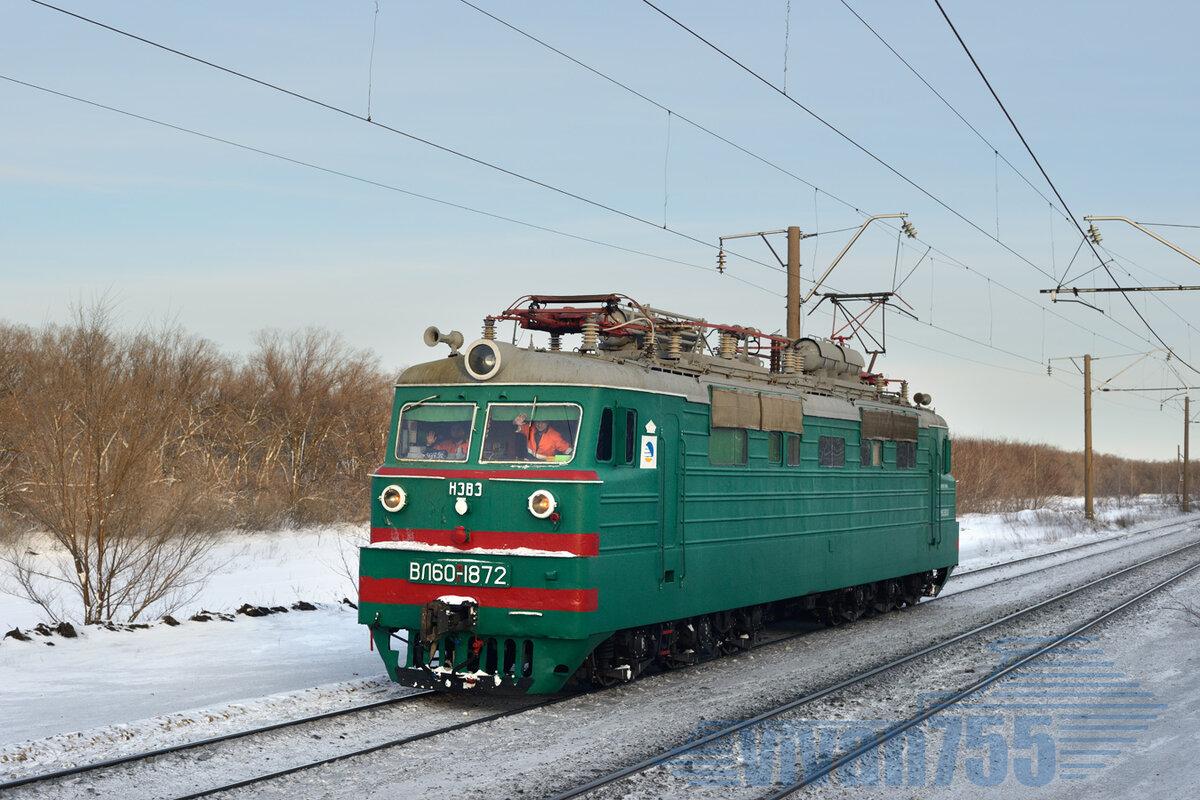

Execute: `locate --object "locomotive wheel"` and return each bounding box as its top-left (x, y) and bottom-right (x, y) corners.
top-left (872, 581), bottom-right (898, 614)
top-left (901, 575), bottom-right (923, 607)
top-left (839, 587), bottom-right (865, 622)
top-left (661, 620), bottom-right (697, 669)
top-left (713, 612), bottom-right (741, 655)
top-left (693, 615), bottom-right (717, 660)
top-left (819, 606), bottom-right (843, 627)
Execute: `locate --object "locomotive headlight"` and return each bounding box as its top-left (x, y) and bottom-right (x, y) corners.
top-left (379, 484), bottom-right (407, 513)
top-left (464, 339), bottom-right (502, 381)
top-left (527, 489), bottom-right (556, 519)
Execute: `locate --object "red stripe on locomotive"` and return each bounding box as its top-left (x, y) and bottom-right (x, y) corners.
top-left (372, 466), bottom-right (600, 482)
top-left (370, 527), bottom-right (599, 556)
top-left (359, 576), bottom-right (598, 612)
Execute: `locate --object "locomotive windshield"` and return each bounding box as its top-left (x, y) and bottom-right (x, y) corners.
top-left (394, 402), bottom-right (476, 461)
top-left (480, 403), bottom-right (582, 464)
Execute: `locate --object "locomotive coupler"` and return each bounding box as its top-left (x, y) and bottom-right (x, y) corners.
top-left (419, 596), bottom-right (479, 648)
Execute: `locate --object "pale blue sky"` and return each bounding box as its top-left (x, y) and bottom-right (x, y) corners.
top-left (2, 0), bottom-right (1198, 459)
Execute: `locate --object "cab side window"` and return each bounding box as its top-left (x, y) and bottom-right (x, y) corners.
top-left (595, 408), bottom-right (614, 462)
top-left (623, 409), bottom-right (638, 465)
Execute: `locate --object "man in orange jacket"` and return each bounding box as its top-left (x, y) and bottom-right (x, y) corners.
top-left (513, 414), bottom-right (572, 460)
top-left (435, 424), bottom-right (469, 459)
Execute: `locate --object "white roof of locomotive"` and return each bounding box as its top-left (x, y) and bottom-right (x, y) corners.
top-left (396, 341), bottom-right (948, 429)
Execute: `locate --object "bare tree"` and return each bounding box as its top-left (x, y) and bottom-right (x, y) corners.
top-left (247, 328), bottom-right (387, 524)
top-left (0, 307), bottom-right (226, 623)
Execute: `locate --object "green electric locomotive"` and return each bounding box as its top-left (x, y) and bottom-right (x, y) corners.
top-left (359, 294), bottom-right (958, 693)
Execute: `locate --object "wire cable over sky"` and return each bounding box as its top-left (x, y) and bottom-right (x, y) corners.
top-left (639, 0), bottom-right (1197, 377)
top-left (638, 0), bottom-right (1058, 284)
top-left (23, 0), bottom-right (785, 277)
top-left (0, 76), bottom-right (1172, 417)
top-left (11, 2), bottom-right (1184, 417)
top-left (930, 0), bottom-right (1200, 377)
top-left (835, 0), bottom-right (1067, 221)
top-left (35, 0), bottom-right (1143, 364)
top-left (453, 0), bottom-right (1154, 360)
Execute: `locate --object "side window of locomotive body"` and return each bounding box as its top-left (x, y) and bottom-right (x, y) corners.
top-left (768, 431), bottom-right (783, 464)
top-left (623, 409), bottom-right (638, 465)
top-left (896, 440), bottom-right (916, 469)
top-left (786, 433), bottom-right (801, 466)
top-left (394, 402), bottom-right (476, 462)
top-left (480, 403), bottom-right (582, 464)
top-left (710, 428), bottom-right (748, 466)
top-left (860, 439), bottom-right (882, 467)
top-left (818, 435), bottom-right (845, 468)
top-left (595, 408), bottom-right (614, 463)
top-left (943, 438), bottom-right (952, 474)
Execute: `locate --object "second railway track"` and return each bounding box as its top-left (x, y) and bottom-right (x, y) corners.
top-left (548, 531), bottom-right (1200, 799)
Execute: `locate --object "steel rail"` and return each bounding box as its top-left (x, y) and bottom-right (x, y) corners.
top-left (163, 623), bottom-right (824, 800)
top-left (547, 532), bottom-right (1200, 799)
top-left (763, 557), bottom-right (1200, 798)
top-left (0, 690), bottom-right (435, 791)
top-left (952, 514), bottom-right (1197, 579)
top-left (919, 517), bottom-right (1200, 606)
top-left (169, 695), bottom-right (569, 800)
top-left (6, 628), bottom-right (812, 797)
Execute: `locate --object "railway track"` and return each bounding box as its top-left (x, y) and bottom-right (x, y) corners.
top-left (930, 515), bottom-right (1199, 603)
top-left (547, 534), bottom-right (1200, 799)
top-left (953, 513), bottom-right (1197, 579)
top-left (0, 690), bottom-right (443, 792)
top-left (751, 558), bottom-right (1200, 799)
top-left (7, 519), bottom-right (1195, 799)
top-left (3, 625), bottom-right (821, 799)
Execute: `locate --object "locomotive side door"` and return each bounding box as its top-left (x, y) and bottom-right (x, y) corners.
top-left (657, 414), bottom-right (685, 585)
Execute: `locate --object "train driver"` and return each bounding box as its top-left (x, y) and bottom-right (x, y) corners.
top-left (436, 424), bottom-right (469, 459)
top-left (421, 429), bottom-right (444, 457)
top-left (513, 413), bottom-right (572, 460)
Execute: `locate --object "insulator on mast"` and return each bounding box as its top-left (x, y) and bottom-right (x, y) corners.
top-left (580, 316), bottom-right (600, 353)
top-left (718, 331), bottom-right (737, 359)
top-left (665, 327), bottom-right (683, 360)
top-left (782, 346), bottom-right (798, 374)
top-left (717, 248), bottom-right (726, 274)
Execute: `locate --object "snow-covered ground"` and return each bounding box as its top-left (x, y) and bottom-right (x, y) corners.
top-left (0, 497), bottom-right (1195, 777)
top-left (0, 525), bottom-right (367, 626)
top-left (957, 495), bottom-right (1188, 567)
top-left (0, 526), bottom-right (384, 747)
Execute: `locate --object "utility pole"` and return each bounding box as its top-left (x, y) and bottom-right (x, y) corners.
top-left (1185, 396), bottom-right (1191, 513)
top-left (786, 226), bottom-right (801, 340)
top-left (718, 215), bottom-right (914, 347)
top-left (1084, 354), bottom-right (1094, 521)
top-left (1049, 350), bottom-right (1180, 520)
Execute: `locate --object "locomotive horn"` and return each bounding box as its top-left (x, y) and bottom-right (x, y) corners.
top-left (422, 326), bottom-right (464, 354)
